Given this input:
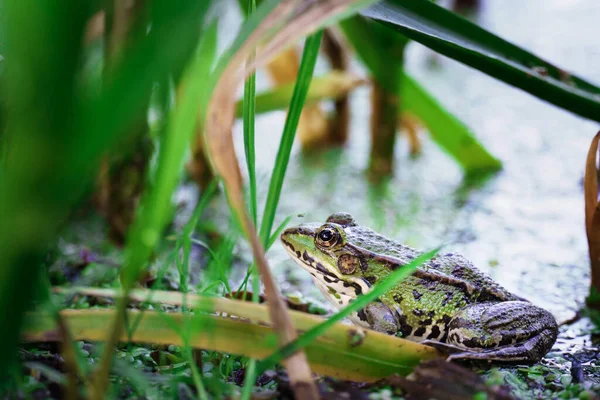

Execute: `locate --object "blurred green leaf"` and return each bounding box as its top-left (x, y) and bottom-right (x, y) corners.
top-left (341, 13), bottom-right (499, 174)
top-left (0, 0), bottom-right (90, 374)
top-left (74, 2), bottom-right (211, 171)
top-left (362, 0), bottom-right (600, 121)
top-left (340, 15), bottom-right (407, 86)
top-left (94, 15), bottom-right (218, 395)
top-left (401, 72), bottom-right (502, 173)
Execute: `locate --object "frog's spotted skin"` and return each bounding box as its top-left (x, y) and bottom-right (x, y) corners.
top-left (280, 212), bottom-right (558, 364)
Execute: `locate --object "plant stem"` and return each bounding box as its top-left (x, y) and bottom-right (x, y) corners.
top-left (241, 1), bottom-right (259, 398)
top-left (321, 28), bottom-right (350, 145)
top-left (369, 78), bottom-right (400, 177)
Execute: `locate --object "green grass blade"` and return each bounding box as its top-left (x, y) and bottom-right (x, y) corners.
top-left (156, 309), bottom-right (208, 399)
top-left (401, 72), bottom-right (502, 173)
top-left (243, 0), bottom-right (258, 227)
top-left (362, 0), bottom-right (600, 122)
top-left (178, 179), bottom-right (218, 294)
top-left (256, 248), bottom-right (439, 372)
top-left (258, 31), bottom-right (324, 247)
top-left (191, 238), bottom-right (232, 294)
top-left (241, 1), bottom-right (259, 397)
top-left (243, 73), bottom-right (258, 226)
top-left (183, 180), bottom-right (218, 238)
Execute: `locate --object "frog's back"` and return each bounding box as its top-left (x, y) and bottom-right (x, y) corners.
top-left (426, 252), bottom-right (518, 302)
top-left (344, 226), bottom-right (518, 303)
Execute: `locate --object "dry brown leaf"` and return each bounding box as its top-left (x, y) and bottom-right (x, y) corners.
top-left (585, 132), bottom-right (600, 235)
top-left (584, 131), bottom-right (600, 305)
top-left (204, 1), bottom-right (378, 397)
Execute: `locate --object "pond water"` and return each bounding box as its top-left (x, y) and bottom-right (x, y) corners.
top-left (200, 0), bottom-right (600, 389)
top-left (218, 0), bottom-right (600, 325)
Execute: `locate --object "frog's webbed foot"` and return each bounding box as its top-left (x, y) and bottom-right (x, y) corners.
top-left (444, 331), bottom-right (557, 364)
top-left (442, 301), bottom-right (558, 364)
top-left (423, 330), bottom-right (557, 364)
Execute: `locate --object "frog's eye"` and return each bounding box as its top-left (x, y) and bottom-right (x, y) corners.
top-left (315, 225), bottom-right (341, 249)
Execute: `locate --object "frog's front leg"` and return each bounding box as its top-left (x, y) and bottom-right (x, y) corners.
top-left (427, 301), bottom-right (558, 363)
top-left (355, 302), bottom-right (399, 335)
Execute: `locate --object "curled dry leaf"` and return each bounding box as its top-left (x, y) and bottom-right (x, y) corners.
top-left (204, 0), bottom-right (378, 397)
top-left (584, 131), bottom-right (600, 308)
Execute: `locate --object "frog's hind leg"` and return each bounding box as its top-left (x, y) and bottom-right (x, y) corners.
top-left (436, 301), bottom-right (558, 363)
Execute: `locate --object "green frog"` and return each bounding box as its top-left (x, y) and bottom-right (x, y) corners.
top-left (280, 212), bottom-right (558, 363)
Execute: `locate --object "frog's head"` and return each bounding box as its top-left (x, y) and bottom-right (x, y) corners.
top-left (280, 212), bottom-right (373, 307)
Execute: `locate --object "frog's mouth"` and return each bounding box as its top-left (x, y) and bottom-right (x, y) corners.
top-left (280, 226), bottom-right (370, 306)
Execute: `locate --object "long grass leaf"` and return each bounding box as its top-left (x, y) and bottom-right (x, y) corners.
top-left (258, 32), bottom-right (323, 246)
top-left (178, 179), bottom-right (219, 294)
top-left (243, 0), bottom-right (258, 227)
top-left (339, 15), bottom-right (406, 85)
top-left (38, 291), bottom-right (440, 381)
top-left (178, 180), bottom-right (218, 400)
top-left (190, 238), bottom-right (232, 294)
top-left (241, 1), bottom-right (260, 398)
top-left (362, 0), bottom-right (600, 122)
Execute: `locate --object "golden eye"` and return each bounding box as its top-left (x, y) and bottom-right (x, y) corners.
top-left (316, 226), bottom-right (340, 248)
